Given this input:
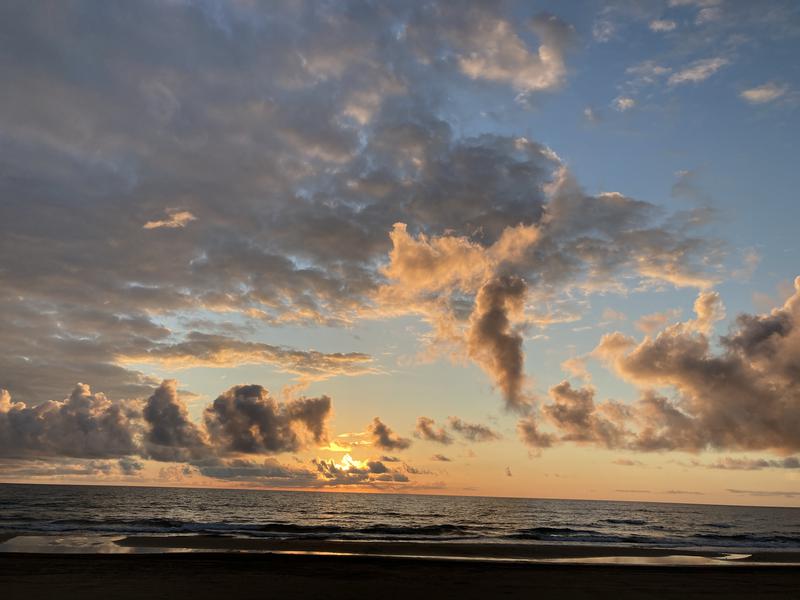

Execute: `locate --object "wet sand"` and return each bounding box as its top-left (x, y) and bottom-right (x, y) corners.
top-left (1, 551), bottom-right (799, 600)
top-left (114, 534), bottom-right (800, 563)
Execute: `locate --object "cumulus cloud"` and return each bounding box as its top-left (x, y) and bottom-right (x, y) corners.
top-left (448, 417), bottom-right (501, 442)
top-left (668, 58), bottom-right (729, 85)
top-left (467, 276), bottom-right (530, 412)
top-left (541, 381), bottom-right (627, 447)
top-left (414, 417), bottom-right (453, 445)
top-left (511, 281), bottom-right (800, 456)
top-left (740, 83), bottom-right (788, 104)
top-left (367, 417), bottom-right (412, 451)
top-left (142, 379), bottom-right (207, 461)
top-left (517, 415), bottom-right (554, 449)
top-left (0, 384), bottom-right (138, 459)
top-left (204, 385), bottom-right (331, 454)
top-left (594, 278), bottom-right (800, 453)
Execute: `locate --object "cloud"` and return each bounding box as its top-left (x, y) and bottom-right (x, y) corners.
top-left (0, 1), bottom-right (729, 439)
top-left (593, 19), bottom-right (616, 43)
top-left (613, 96), bottom-right (636, 112)
top-left (705, 456), bottom-right (800, 470)
top-left (0, 384), bottom-right (138, 459)
top-left (0, 457), bottom-right (133, 479)
top-left (467, 276), bottom-right (530, 412)
top-left (447, 417), bottom-right (501, 442)
top-left (740, 83), bottom-right (788, 104)
top-left (312, 454), bottom-right (409, 486)
top-left (118, 457), bottom-right (144, 475)
top-left (583, 106), bottom-right (601, 123)
top-left (668, 58), bottom-right (729, 85)
top-left (612, 458), bottom-right (643, 466)
top-left (541, 381), bottom-right (627, 448)
top-left (117, 333), bottom-right (375, 383)
top-left (367, 417), bottom-right (412, 451)
top-left (448, 10), bottom-right (574, 93)
top-left (649, 19), bottom-right (677, 32)
top-left (143, 210), bottom-right (196, 230)
top-left (561, 355), bottom-right (592, 381)
top-left (505, 466), bottom-right (513, 476)
top-left (727, 489), bottom-right (800, 499)
top-left (695, 7), bottom-right (723, 24)
top-left (414, 417), bottom-right (453, 445)
top-left (595, 278), bottom-right (800, 453)
top-left (197, 457), bottom-right (318, 485)
top-left (431, 454), bottom-right (452, 462)
top-left (142, 379), bottom-right (207, 462)
top-left (517, 415), bottom-right (554, 449)
top-left (511, 282), bottom-right (800, 455)
top-left (204, 385), bottom-right (331, 454)
top-left (626, 61), bottom-right (671, 84)
top-left (636, 308), bottom-right (683, 334)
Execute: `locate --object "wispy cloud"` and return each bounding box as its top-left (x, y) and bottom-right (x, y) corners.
top-left (668, 58), bottom-right (729, 85)
top-left (740, 82), bottom-right (788, 104)
top-left (143, 210), bottom-right (197, 230)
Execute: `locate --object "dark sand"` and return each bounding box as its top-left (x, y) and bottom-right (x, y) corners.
top-left (1, 551), bottom-right (799, 600)
top-left (115, 535), bottom-right (800, 563)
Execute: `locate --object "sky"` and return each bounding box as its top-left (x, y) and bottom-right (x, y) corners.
top-left (1, 0), bottom-right (800, 506)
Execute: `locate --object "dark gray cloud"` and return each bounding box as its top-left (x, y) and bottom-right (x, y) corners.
top-left (514, 281), bottom-right (800, 455)
top-left (414, 416), bottom-right (453, 445)
top-left (0, 380), bottom-right (334, 464)
top-left (541, 381), bottom-right (627, 448)
top-left (704, 456), bottom-right (800, 470)
top-left (431, 454), bottom-right (452, 462)
top-left (0, 457), bottom-right (128, 479)
top-left (467, 276), bottom-right (530, 412)
top-left (367, 417), bottom-right (412, 451)
top-left (595, 279), bottom-right (800, 453)
top-left (204, 385), bottom-right (331, 454)
top-left (447, 417), bottom-right (501, 442)
top-left (118, 457), bottom-right (144, 475)
top-left (196, 457), bottom-right (318, 486)
top-left (142, 380), bottom-right (207, 461)
top-left (516, 415), bottom-right (554, 449)
top-left (0, 384), bottom-right (139, 459)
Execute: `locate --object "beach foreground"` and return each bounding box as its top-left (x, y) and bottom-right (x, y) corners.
top-left (2, 551), bottom-right (800, 600)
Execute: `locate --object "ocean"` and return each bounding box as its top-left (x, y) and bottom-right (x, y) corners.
top-left (1, 483), bottom-right (799, 552)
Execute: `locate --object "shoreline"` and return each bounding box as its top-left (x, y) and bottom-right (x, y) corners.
top-left (2, 532), bottom-right (799, 565)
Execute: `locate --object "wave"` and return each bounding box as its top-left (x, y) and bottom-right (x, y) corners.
top-left (0, 518), bottom-right (477, 540)
top-left (600, 519), bottom-right (647, 526)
